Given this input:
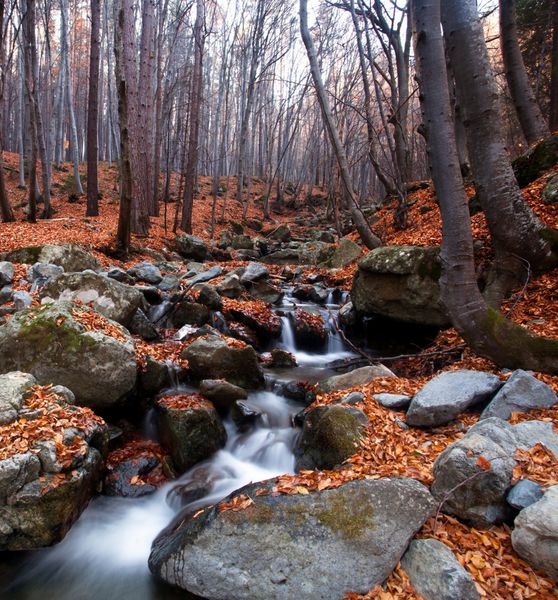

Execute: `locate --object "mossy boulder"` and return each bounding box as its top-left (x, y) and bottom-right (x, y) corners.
top-left (0, 375), bottom-right (108, 550)
top-left (148, 477), bottom-right (435, 599)
top-left (294, 405), bottom-right (368, 470)
top-left (513, 134), bottom-right (558, 187)
top-left (0, 303), bottom-right (137, 409)
top-left (321, 237), bottom-right (361, 269)
top-left (39, 271), bottom-right (145, 326)
top-left (351, 245), bottom-right (449, 327)
top-left (181, 334), bottom-right (265, 389)
top-left (542, 173), bottom-right (558, 204)
top-left (3, 244), bottom-right (100, 272)
top-left (155, 395), bottom-right (227, 473)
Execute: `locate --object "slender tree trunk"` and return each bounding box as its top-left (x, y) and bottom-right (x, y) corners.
top-left (22, 0), bottom-right (38, 223)
top-left (499, 0), bottom-right (550, 144)
top-left (86, 0), bottom-right (101, 216)
top-left (181, 0), bottom-right (205, 233)
top-left (300, 0), bottom-right (381, 249)
top-left (60, 0), bottom-right (83, 195)
top-left (550, 1), bottom-right (558, 132)
top-left (17, 46), bottom-right (26, 188)
top-left (443, 0), bottom-right (557, 304)
top-left (413, 0), bottom-right (558, 374)
top-left (114, 0), bottom-right (133, 253)
top-left (0, 0), bottom-right (15, 222)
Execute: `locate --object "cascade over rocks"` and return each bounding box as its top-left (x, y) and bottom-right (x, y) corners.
top-left (148, 477), bottom-right (436, 599)
top-left (0, 373), bottom-right (108, 550)
top-left (3, 244), bottom-right (101, 272)
top-left (39, 271), bottom-right (145, 326)
top-left (406, 370), bottom-right (502, 427)
top-left (431, 417), bottom-right (558, 527)
top-left (0, 303), bottom-right (137, 409)
top-left (181, 334), bottom-right (265, 389)
top-left (351, 245), bottom-right (449, 327)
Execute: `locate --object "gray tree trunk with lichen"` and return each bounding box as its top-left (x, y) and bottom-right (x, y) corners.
top-left (413, 0), bottom-right (558, 374)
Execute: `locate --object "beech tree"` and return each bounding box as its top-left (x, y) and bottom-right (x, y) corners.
top-left (0, 0), bottom-right (14, 222)
top-left (86, 0), bottom-right (101, 216)
top-left (442, 0), bottom-right (558, 304)
top-left (412, 0), bottom-right (558, 374)
top-left (499, 0), bottom-right (550, 144)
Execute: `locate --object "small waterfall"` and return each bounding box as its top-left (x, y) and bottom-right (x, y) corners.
top-left (279, 315), bottom-right (296, 351)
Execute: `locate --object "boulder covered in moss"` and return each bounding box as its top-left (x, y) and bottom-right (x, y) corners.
top-left (512, 134), bottom-right (558, 187)
top-left (3, 244), bottom-right (100, 272)
top-left (39, 271), bottom-right (145, 326)
top-left (321, 236), bottom-right (361, 268)
top-left (0, 374), bottom-right (108, 550)
top-left (149, 477), bottom-right (435, 599)
top-left (294, 405), bottom-right (368, 470)
top-left (155, 394), bottom-right (227, 473)
top-left (351, 245), bottom-right (449, 327)
top-left (0, 303), bottom-right (137, 409)
top-left (181, 334), bottom-right (264, 389)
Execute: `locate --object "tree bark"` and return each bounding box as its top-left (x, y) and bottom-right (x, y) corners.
top-left (550, 0), bottom-right (558, 132)
top-left (413, 0), bottom-right (558, 374)
top-left (499, 0), bottom-right (550, 144)
top-left (443, 0), bottom-right (557, 303)
top-left (300, 0), bottom-right (381, 249)
top-left (86, 0), bottom-right (101, 216)
top-left (114, 0), bottom-right (133, 254)
top-left (181, 0), bottom-right (205, 233)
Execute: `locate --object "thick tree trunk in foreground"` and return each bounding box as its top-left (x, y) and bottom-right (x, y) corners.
top-left (443, 0), bottom-right (557, 303)
top-left (499, 0), bottom-right (550, 144)
top-left (181, 0), bottom-right (205, 233)
top-left (114, 0), bottom-right (133, 254)
top-left (87, 0), bottom-right (101, 216)
top-left (550, 1), bottom-right (558, 132)
top-left (413, 0), bottom-right (558, 374)
top-left (300, 0), bottom-right (381, 250)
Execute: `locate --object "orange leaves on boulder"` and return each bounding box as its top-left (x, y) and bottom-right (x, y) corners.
top-left (156, 392), bottom-right (213, 411)
top-left (217, 494), bottom-right (254, 513)
top-left (70, 306), bottom-right (128, 342)
top-left (134, 339), bottom-right (189, 370)
top-left (222, 297), bottom-right (281, 331)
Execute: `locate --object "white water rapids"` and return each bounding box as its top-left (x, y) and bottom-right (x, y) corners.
top-left (2, 292), bottom-right (356, 599)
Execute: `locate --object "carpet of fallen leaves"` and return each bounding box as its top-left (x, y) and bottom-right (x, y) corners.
top-left (70, 305), bottom-right (129, 342)
top-left (221, 297), bottom-right (281, 331)
top-left (156, 392), bottom-right (214, 411)
top-left (106, 437), bottom-right (167, 488)
top-left (135, 338), bottom-right (190, 370)
top-left (0, 384), bottom-right (105, 467)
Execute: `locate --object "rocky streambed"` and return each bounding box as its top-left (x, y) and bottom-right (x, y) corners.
top-left (0, 240), bottom-right (556, 599)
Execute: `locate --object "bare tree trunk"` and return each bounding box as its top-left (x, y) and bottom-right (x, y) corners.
top-left (22, 0), bottom-right (38, 223)
top-left (413, 0), bottom-right (558, 374)
top-left (550, 0), bottom-right (558, 132)
top-left (114, 0), bottom-right (133, 253)
top-left (86, 0), bottom-right (101, 216)
top-left (300, 0), bottom-right (381, 249)
top-left (443, 0), bottom-right (557, 304)
top-left (499, 0), bottom-right (550, 144)
top-left (0, 0), bottom-right (15, 222)
top-left (61, 0), bottom-right (83, 195)
top-left (181, 0), bottom-right (205, 233)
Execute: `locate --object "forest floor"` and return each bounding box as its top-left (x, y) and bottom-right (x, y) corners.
top-left (1, 151), bottom-right (558, 598)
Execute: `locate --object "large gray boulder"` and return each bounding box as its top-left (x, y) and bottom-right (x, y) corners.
top-left (39, 271), bottom-right (145, 326)
top-left (480, 369), bottom-right (557, 421)
top-left (181, 334), bottom-right (265, 389)
top-left (294, 405), bottom-right (368, 470)
top-left (149, 477), bottom-right (436, 599)
top-left (175, 234), bottom-right (208, 261)
top-left (156, 394), bottom-right (227, 473)
top-left (0, 372), bottom-right (37, 425)
top-left (512, 485), bottom-right (558, 581)
top-left (0, 261), bottom-right (14, 286)
top-left (406, 370), bottom-right (502, 427)
top-left (0, 303), bottom-right (137, 409)
top-left (4, 244), bottom-right (100, 272)
top-left (351, 245), bottom-right (449, 326)
top-left (431, 417), bottom-right (558, 527)
top-left (0, 376), bottom-right (108, 550)
top-left (401, 538), bottom-right (479, 600)
top-left (317, 365), bottom-right (396, 393)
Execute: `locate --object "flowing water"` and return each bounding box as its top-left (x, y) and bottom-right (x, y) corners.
top-left (1, 291), bottom-right (357, 600)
